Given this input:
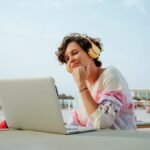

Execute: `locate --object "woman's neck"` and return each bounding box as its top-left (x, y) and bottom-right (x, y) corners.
top-left (87, 67), bottom-right (103, 87)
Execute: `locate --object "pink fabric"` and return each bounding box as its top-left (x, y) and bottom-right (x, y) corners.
top-left (72, 90), bottom-right (129, 127)
top-left (95, 90), bottom-right (129, 113)
top-left (71, 111), bottom-right (85, 126)
top-left (128, 103), bottom-right (134, 110)
top-left (71, 110), bottom-right (95, 128)
top-left (94, 90), bottom-right (101, 104)
top-left (86, 119), bottom-right (95, 128)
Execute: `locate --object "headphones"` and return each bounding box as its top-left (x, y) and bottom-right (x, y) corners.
top-left (66, 37), bottom-right (101, 73)
top-left (85, 37), bottom-right (101, 59)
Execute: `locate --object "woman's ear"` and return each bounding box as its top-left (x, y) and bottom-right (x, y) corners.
top-left (66, 64), bottom-right (72, 73)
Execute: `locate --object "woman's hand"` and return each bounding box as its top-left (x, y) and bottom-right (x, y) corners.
top-left (72, 66), bottom-right (87, 90)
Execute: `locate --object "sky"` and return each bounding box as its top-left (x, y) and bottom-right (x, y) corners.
top-left (0, 0), bottom-right (150, 96)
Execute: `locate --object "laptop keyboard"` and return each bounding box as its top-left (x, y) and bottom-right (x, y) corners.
top-left (65, 125), bottom-right (77, 131)
top-left (65, 127), bottom-right (77, 131)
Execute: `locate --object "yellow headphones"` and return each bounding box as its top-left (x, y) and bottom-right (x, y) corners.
top-left (66, 37), bottom-right (101, 73)
top-left (85, 38), bottom-right (101, 59)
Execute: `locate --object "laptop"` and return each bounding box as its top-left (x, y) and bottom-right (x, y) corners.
top-left (0, 77), bottom-right (96, 134)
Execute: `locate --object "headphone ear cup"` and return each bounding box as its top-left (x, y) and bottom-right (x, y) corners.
top-left (85, 37), bottom-right (100, 59)
top-left (88, 43), bottom-right (100, 59)
top-left (66, 64), bottom-right (72, 73)
top-left (88, 48), bottom-right (99, 58)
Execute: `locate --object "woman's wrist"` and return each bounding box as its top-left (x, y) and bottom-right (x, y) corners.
top-left (78, 82), bottom-right (87, 90)
top-left (79, 87), bottom-right (88, 93)
top-left (78, 82), bottom-right (88, 93)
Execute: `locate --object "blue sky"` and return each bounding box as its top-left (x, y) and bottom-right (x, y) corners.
top-left (0, 0), bottom-right (150, 96)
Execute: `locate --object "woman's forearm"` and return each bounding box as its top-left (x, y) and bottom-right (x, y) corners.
top-left (79, 88), bottom-right (99, 116)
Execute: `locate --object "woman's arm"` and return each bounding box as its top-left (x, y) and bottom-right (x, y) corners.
top-left (88, 100), bottom-right (120, 129)
top-left (79, 85), bottom-right (99, 116)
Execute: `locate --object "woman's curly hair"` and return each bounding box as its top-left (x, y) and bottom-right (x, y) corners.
top-left (55, 33), bottom-right (103, 67)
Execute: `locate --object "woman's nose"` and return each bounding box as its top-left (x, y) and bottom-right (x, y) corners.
top-left (69, 56), bottom-right (75, 64)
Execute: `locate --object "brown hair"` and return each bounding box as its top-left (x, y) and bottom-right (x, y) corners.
top-left (55, 33), bottom-right (103, 67)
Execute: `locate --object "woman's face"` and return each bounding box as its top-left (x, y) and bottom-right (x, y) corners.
top-left (64, 42), bottom-right (92, 72)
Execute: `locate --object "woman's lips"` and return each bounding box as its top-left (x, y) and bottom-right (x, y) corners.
top-left (72, 62), bottom-right (80, 69)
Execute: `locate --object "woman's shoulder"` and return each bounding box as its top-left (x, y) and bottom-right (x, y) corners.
top-left (102, 65), bottom-right (121, 77)
top-left (98, 66), bottom-right (129, 92)
top-left (96, 66), bottom-right (120, 85)
top-left (101, 66), bottom-right (129, 87)
top-left (99, 65), bottom-right (125, 85)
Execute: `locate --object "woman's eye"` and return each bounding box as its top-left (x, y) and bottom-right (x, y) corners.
top-left (64, 50), bottom-right (79, 62)
top-left (72, 50), bottom-right (78, 55)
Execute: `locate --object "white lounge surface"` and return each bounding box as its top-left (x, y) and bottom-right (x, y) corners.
top-left (0, 130), bottom-right (150, 150)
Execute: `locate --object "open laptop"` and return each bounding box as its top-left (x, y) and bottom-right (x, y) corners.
top-left (0, 77), bottom-right (96, 134)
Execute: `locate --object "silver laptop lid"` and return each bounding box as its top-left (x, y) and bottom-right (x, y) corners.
top-left (0, 77), bottom-right (66, 134)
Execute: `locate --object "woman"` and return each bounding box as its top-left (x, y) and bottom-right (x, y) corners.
top-left (55, 33), bottom-right (136, 130)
